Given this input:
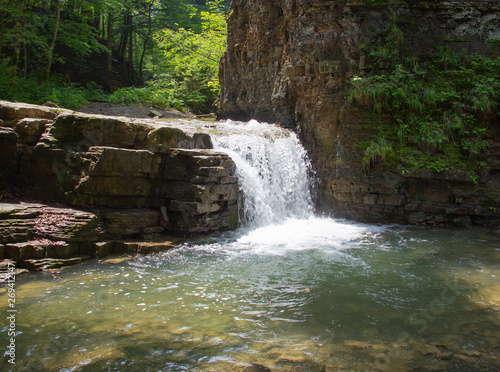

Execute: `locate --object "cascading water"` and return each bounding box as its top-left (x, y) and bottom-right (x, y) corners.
top-left (201, 119), bottom-right (372, 253)
top-left (210, 119), bottom-right (314, 227)
top-left (2, 119), bottom-right (499, 372)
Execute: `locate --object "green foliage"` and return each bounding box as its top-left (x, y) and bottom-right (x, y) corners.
top-left (0, 59), bottom-right (107, 109)
top-left (363, 136), bottom-right (393, 170)
top-left (152, 0), bottom-right (227, 113)
top-left (368, 13), bottom-right (403, 68)
top-left (109, 0), bottom-right (227, 113)
top-left (0, 0), bottom-right (228, 113)
top-left (349, 19), bottom-right (499, 178)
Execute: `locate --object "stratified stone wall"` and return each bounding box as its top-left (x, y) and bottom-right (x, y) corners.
top-left (219, 0), bottom-right (500, 226)
top-left (0, 101), bottom-right (238, 259)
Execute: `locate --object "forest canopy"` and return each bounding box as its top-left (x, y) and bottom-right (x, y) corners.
top-left (0, 0), bottom-right (228, 113)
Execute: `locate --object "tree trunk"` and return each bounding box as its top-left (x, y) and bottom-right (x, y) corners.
top-left (45, 0), bottom-right (61, 82)
top-left (127, 14), bottom-right (133, 81)
top-left (0, 12), bottom-right (4, 55)
top-left (107, 11), bottom-right (113, 73)
top-left (23, 40), bottom-right (28, 77)
top-left (139, 1), bottom-right (153, 80)
top-left (118, 11), bottom-right (129, 61)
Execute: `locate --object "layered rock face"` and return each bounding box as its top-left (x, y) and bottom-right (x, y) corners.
top-left (219, 0), bottom-right (500, 226)
top-left (0, 100), bottom-right (238, 265)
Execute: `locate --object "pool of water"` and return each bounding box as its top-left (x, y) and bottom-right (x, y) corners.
top-left (1, 218), bottom-right (499, 371)
top-left (2, 119), bottom-right (500, 371)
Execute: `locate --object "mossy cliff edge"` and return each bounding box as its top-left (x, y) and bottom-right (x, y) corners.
top-left (219, 0), bottom-right (500, 226)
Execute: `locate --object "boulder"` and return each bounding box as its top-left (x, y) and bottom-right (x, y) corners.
top-left (148, 109), bottom-right (164, 118)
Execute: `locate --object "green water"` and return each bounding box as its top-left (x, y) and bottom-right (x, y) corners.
top-left (1, 219), bottom-right (499, 371)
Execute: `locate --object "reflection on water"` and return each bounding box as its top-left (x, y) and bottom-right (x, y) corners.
top-left (1, 220), bottom-right (499, 371)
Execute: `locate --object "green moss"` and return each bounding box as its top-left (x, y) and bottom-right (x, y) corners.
top-left (444, 38), bottom-right (473, 43)
top-left (354, 140), bottom-right (371, 150)
top-left (346, 0), bottom-right (407, 7)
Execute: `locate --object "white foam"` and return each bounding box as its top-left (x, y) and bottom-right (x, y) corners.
top-left (233, 217), bottom-right (376, 255)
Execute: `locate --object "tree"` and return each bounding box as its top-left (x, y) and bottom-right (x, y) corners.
top-left (154, 0), bottom-right (227, 111)
top-left (46, 0), bottom-right (62, 81)
top-left (0, 0), bottom-right (228, 112)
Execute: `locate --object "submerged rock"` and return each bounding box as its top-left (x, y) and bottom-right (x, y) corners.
top-left (242, 364), bottom-right (272, 372)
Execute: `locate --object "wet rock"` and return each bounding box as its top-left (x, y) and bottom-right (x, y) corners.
top-left (0, 260), bottom-right (28, 282)
top-left (436, 351), bottom-right (454, 360)
top-left (343, 340), bottom-right (372, 350)
top-left (0, 203), bottom-right (100, 262)
top-left (454, 354), bottom-right (476, 364)
top-left (462, 350), bottom-right (482, 358)
top-left (20, 255), bottom-right (91, 271)
top-left (102, 209), bottom-right (161, 237)
top-left (242, 363), bottom-right (272, 372)
top-left (0, 203), bottom-right (99, 243)
top-left (5, 241), bottom-right (52, 260)
top-left (101, 256), bottom-right (132, 264)
top-left (112, 239), bottom-right (178, 255)
top-left (95, 241), bottom-right (113, 258)
top-left (274, 350), bottom-right (315, 366)
top-left (470, 285), bottom-right (500, 309)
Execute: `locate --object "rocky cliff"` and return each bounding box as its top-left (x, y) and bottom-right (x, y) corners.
top-left (219, 0), bottom-right (500, 226)
top-left (0, 100), bottom-right (238, 268)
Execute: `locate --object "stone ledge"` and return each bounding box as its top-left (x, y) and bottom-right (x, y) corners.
top-left (0, 100), bottom-right (241, 236)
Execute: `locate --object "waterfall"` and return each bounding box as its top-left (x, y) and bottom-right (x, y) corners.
top-left (210, 119), bottom-right (314, 227)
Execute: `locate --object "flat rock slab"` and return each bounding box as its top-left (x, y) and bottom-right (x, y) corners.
top-left (113, 238), bottom-right (181, 255)
top-left (0, 100), bottom-right (241, 240)
top-left (20, 255), bottom-right (92, 271)
top-left (0, 203), bottom-right (99, 245)
top-left (0, 202), bottom-right (100, 263)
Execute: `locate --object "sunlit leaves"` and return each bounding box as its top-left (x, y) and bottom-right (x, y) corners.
top-left (153, 0), bottom-right (227, 111)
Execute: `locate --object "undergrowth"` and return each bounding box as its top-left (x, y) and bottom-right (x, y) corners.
top-left (348, 15), bottom-right (499, 180)
top-left (0, 59), bottom-right (109, 109)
